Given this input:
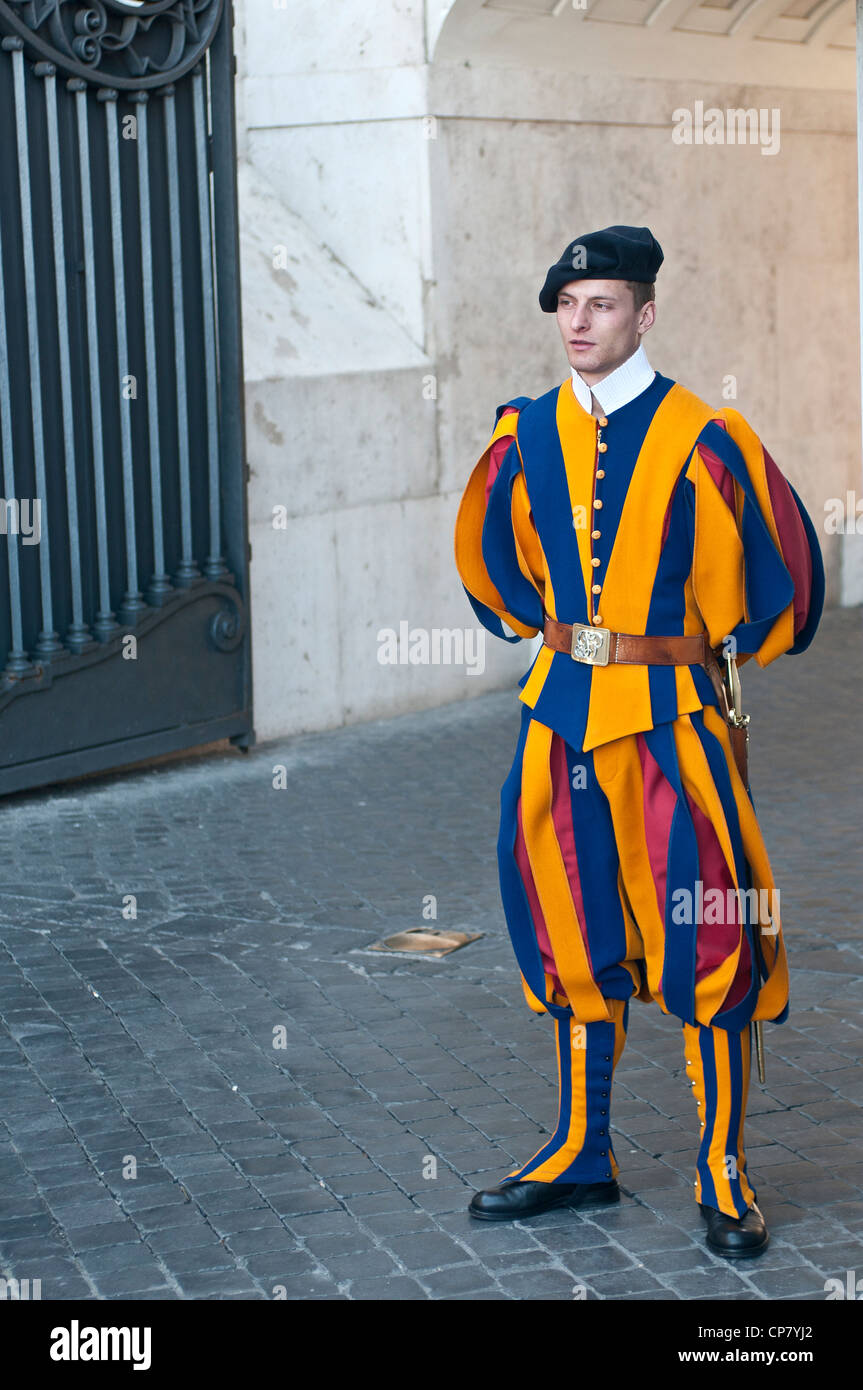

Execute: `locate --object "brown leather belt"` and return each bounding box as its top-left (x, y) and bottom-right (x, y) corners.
top-left (543, 617), bottom-right (729, 714)
top-left (544, 618), bottom-right (712, 667)
top-left (542, 617), bottom-right (750, 784)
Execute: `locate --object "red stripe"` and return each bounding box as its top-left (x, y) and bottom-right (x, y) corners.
top-left (485, 407), bottom-right (519, 504)
top-left (763, 448), bottom-right (812, 636)
top-left (637, 732), bottom-right (751, 1005)
top-left (697, 439), bottom-right (737, 511)
top-left (637, 731), bottom-right (676, 922)
top-left (685, 791), bottom-right (742, 982)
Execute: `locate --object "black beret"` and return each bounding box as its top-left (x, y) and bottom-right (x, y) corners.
top-left (539, 225), bottom-right (663, 312)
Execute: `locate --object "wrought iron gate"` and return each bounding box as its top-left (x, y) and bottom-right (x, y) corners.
top-left (0, 0), bottom-right (252, 796)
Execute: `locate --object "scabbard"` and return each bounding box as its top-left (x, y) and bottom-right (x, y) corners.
top-left (751, 1019), bottom-right (766, 1084)
top-left (712, 652), bottom-right (766, 1083)
top-left (729, 720), bottom-right (749, 788)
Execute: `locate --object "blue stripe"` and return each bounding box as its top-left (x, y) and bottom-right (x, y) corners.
top-left (482, 439), bottom-right (545, 633)
top-left (786, 480), bottom-right (825, 654)
top-left (647, 465), bottom-right (695, 722)
top-left (517, 385), bottom-right (589, 622)
top-left (494, 395), bottom-right (533, 424)
top-left (461, 586), bottom-right (522, 643)
top-left (589, 375), bottom-right (674, 605)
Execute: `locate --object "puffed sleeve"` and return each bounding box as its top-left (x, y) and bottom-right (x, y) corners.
top-left (454, 399), bottom-right (546, 641)
top-left (685, 409), bottom-right (824, 669)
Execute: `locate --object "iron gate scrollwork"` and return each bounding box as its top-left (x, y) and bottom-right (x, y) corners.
top-left (0, 0), bottom-right (253, 794)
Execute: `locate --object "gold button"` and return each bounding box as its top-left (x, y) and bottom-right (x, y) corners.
top-left (593, 499), bottom-right (602, 509)
top-left (598, 417), bottom-right (608, 427)
top-left (596, 469), bottom-right (605, 478)
top-left (598, 442), bottom-right (608, 453)
top-left (591, 557), bottom-right (600, 567)
top-left (593, 614), bottom-right (603, 625)
top-left (592, 584), bottom-right (601, 594)
top-left (591, 529), bottom-right (601, 539)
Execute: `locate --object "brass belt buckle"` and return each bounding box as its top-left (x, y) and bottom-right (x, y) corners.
top-left (570, 623), bottom-right (610, 666)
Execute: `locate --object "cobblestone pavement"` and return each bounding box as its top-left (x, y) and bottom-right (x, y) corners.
top-left (0, 606), bottom-right (861, 1301)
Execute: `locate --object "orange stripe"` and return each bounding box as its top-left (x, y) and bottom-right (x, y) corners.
top-left (511, 470), bottom-right (550, 610)
top-left (556, 379), bottom-right (600, 610)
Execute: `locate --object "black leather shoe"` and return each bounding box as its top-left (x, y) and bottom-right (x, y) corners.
top-left (699, 1201), bottom-right (769, 1258)
top-left (469, 1178), bottom-right (619, 1222)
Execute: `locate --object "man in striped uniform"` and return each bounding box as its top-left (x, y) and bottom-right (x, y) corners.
top-left (453, 225), bottom-right (824, 1258)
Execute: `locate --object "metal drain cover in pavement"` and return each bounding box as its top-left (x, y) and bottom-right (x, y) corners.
top-left (368, 928), bottom-right (483, 958)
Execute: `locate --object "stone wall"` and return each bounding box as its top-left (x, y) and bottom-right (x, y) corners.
top-left (234, 0), bottom-right (857, 742)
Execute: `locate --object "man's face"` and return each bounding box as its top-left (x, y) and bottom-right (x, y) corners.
top-left (555, 279), bottom-right (655, 384)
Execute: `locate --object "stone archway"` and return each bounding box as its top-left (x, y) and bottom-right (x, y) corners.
top-left (431, 0), bottom-right (854, 90)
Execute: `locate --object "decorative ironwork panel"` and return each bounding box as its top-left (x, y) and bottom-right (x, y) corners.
top-left (0, 0), bottom-right (252, 794)
top-left (0, 0), bottom-right (224, 88)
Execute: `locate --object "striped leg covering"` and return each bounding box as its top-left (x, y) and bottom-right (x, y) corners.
top-left (683, 1020), bottom-right (757, 1218)
top-left (501, 999), bottom-right (629, 1186)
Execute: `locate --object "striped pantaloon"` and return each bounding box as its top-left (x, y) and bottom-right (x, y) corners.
top-left (497, 703), bottom-right (776, 1218)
